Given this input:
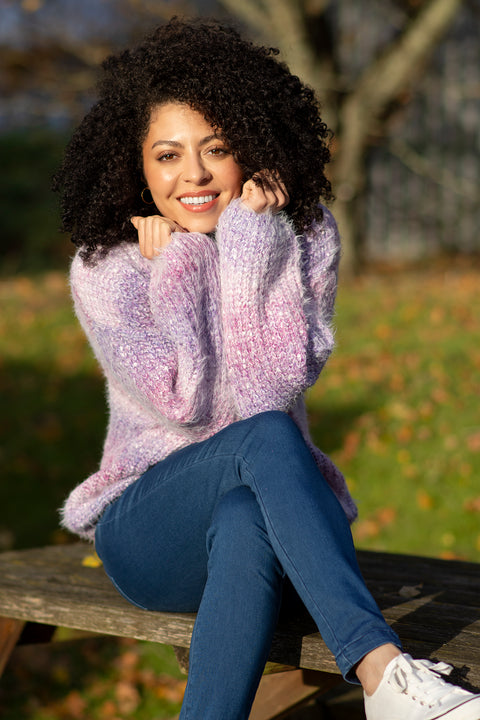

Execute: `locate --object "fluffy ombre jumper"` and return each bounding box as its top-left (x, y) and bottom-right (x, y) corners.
top-left (62, 201), bottom-right (357, 540)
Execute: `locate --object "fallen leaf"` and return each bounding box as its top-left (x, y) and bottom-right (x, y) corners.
top-left (398, 584), bottom-right (423, 599)
top-left (467, 431), bottom-right (480, 452)
top-left (115, 680), bottom-right (140, 714)
top-left (464, 497), bottom-right (480, 513)
top-left (82, 552), bottom-right (103, 568)
top-left (377, 507), bottom-right (397, 527)
top-left (59, 690), bottom-right (87, 719)
top-left (354, 519), bottom-right (380, 540)
top-left (417, 490), bottom-right (434, 510)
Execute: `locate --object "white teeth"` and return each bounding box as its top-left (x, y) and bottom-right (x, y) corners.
top-left (179, 195), bottom-right (216, 205)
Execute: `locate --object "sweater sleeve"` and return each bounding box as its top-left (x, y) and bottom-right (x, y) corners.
top-left (70, 233), bottom-right (221, 430)
top-left (216, 200), bottom-right (340, 418)
top-left (298, 204), bottom-right (340, 385)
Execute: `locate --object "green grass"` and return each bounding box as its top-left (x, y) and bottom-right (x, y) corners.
top-left (307, 261), bottom-right (480, 560)
top-left (0, 273), bottom-right (105, 550)
top-left (0, 129), bottom-right (70, 276)
top-left (1, 263), bottom-right (479, 558)
top-left (1, 261), bottom-right (479, 718)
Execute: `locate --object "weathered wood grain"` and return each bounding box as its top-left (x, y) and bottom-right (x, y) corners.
top-left (0, 544), bottom-right (196, 648)
top-left (0, 544), bottom-right (478, 687)
top-left (249, 669), bottom-right (342, 720)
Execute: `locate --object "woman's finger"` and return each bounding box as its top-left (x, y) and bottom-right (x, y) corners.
top-left (142, 217), bottom-right (160, 259)
top-left (242, 171), bottom-right (289, 213)
top-left (241, 179), bottom-right (269, 213)
top-left (261, 171), bottom-right (290, 211)
top-left (131, 216), bottom-right (175, 259)
top-left (272, 174), bottom-right (290, 209)
top-left (131, 216), bottom-right (149, 258)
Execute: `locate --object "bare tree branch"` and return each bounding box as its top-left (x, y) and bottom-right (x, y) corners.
top-left (336, 0), bottom-right (464, 187)
top-left (218, 0), bottom-right (270, 33)
top-left (218, 0), bottom-right (464, 269)
top-left (219, 0), bottom-right (335, 124)
top-left (389, 138), bottom-right (479, 202)
top-left (354, 0), bottom-right (464, 118)
top-left (302, 0), bottom-right (331, 14)
top-left (331, 0), bottom-right (464, 270)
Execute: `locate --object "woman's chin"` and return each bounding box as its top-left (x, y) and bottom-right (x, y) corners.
top-left (176, 217), bottom-right (218, 235)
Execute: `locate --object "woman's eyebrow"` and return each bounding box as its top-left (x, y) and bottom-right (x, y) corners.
top-left (151, 139), bottom-right (182, 150)
top-left (199, 134), bottom-right (220, 146)
top-left (151, 134), bottom-right (220, 150)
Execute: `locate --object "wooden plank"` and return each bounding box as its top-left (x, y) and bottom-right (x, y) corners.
top-left (267, 552), bottom-right (480, 686)
top-left (172, 646), bottom-right (296, 677)
top-left (250, 669), bottom-right (342, 720)
top-left (0, 544), bottom-right (196, 648)
top-left (0, 617), bottom-right (25, 677)
top-left (0, 544), bottom-right (479, 687)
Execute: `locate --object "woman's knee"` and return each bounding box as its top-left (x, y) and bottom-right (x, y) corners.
top-left (240, 410), bottom-right (303, 451)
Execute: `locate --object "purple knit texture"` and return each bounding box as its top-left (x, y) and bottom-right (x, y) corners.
top-left (62, 200), bottom-right (357, 540)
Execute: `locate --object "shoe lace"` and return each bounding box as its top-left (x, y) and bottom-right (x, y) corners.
top-left (388, 655), bottom-right (468, 708)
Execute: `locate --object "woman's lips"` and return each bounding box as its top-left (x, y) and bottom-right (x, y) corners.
top-left (178, 193), bottom-right (220, 212)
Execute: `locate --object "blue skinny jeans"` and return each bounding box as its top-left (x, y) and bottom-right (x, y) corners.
top-left (95, 411), bottom-right (401, 719)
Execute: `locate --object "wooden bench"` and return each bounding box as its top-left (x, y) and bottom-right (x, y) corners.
top-left (0, 543), bottom-right (479, 719)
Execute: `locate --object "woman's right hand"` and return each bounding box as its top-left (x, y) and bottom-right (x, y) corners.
top-left (131, 215), bottom-right (186, 259)
top-left (241, 171), bottom-right (289, 215)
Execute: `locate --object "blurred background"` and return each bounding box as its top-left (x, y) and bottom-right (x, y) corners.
top-left (0, 1), bottom-right (479, 717)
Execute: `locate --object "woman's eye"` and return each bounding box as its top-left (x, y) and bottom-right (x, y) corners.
top-left (157, 152), bottom-right (177, 161)
top-left (209, 147), bottom-right (228, 156)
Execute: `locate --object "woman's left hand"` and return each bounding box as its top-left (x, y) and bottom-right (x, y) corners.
top-left (131, 215), bottom-right (185, 259)
top-left (240, 171), bottom-right (289, 214)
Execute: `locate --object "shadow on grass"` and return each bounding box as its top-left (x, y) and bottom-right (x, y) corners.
top-left (1, 357), bottom-right (375, 550)
top-left (0, 361), bottom-right (105, 549)
top-left (306, 400), bottom-right (374, 456)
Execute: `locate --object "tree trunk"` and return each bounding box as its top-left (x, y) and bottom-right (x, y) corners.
top-left (330, 0), bottom-right (464, 273)
top-left (219, 0), bottom-right (464, 271)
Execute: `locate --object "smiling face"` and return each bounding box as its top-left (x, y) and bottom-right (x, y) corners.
top-left (142, 102), bottom-right (244, 233)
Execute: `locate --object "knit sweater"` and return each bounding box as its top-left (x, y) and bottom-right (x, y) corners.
top-left (63, 199), bottom-right (357, 540)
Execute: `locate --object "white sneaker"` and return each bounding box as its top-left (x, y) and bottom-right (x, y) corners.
top-left (364, 653), bottom-right (480, 720)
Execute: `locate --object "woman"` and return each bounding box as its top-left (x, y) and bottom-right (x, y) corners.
top-left (54, 17), bottom-right (480, 720)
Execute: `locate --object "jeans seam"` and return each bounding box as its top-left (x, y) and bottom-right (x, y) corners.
top-left (97, 451), bottom-right (239, 526)
top-left (239, 455), bottom-right (399, 676)
top-left (104, 569), bottom-right (150, 610)
top-left (239, 455), bottom-right (346, 660)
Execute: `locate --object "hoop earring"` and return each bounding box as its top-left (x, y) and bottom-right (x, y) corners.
top-left (141, 187), bottom-right (155, 205)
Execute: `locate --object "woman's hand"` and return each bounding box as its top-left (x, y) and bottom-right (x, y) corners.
top-left (131, 215), bottom-right (186, 259)
top-left (240, 171), bottom-right (289, 214)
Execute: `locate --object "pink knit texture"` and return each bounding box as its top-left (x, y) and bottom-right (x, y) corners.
top-left (62, 200), bottom-right (357, 540)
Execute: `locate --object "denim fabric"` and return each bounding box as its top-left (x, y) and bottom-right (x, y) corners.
top-left (95, 411), bottom-right (401, 719)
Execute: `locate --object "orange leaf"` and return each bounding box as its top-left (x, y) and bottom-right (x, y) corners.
top-left (467, 431), bottom-right (480, 452)
top-left (464, 497), bottom-right (480, 513)
top-left (416, 490), bottom-right (434, 510)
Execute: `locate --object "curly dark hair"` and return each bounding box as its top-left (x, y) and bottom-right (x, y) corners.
top-left (53, 17), bottom-right (333, 262)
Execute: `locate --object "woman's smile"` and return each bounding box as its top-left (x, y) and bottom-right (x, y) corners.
top-left (142, 102), bottom-right (243, 233)
top-left (178, 191), bottom-right (220, 211)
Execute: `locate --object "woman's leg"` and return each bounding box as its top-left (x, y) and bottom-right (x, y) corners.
top-left (95, 411), bottom-right (400, 718)
top-left (207, 411), bottom-right (401, 680)
top-left (181, 486), bottom-right (285, 718)
top-left (95, 435), bottom-right (287, 719)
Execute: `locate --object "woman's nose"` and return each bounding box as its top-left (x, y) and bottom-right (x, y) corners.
top-left (182, 153), bottom-right (212, 184)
